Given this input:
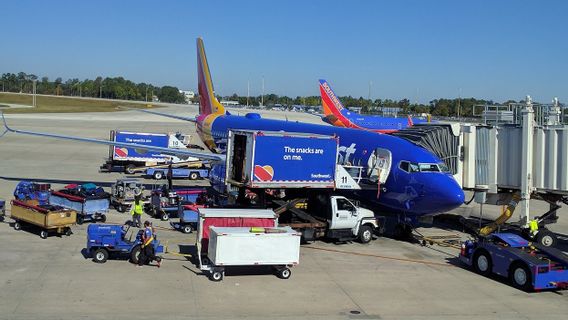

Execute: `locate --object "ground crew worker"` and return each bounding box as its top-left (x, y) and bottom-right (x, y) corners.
top-left (138, 221), bottom-right (161, 268)
top-left (529, 218), bottom-right (539, 238)
top-left (130, 195), bottom-right (143, 228)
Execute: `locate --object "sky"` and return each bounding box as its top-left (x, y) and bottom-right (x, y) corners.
top-left (1, 0), bottom-right (567, 103)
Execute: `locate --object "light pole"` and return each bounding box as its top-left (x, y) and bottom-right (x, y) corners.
top-left (32, 80), bottom-right (37, 108)
top-left (145, 86), bottom-right (149, 102)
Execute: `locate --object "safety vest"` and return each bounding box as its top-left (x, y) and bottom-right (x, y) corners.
top-left (529, 219), bottom-right (539, 234)
top-left (131, 202), bottom-right (143, 216)
top-left (143, 227), bottom-right (154, 247)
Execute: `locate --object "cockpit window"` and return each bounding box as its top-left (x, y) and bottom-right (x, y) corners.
top-left (400, 161), bottom-right (449, 173)
top-left (418, 163), bottom-right (440, 172)
top-left (437, 162), bottom-right (451, 173)
top-left (399, 161), bottom-right (419, 173)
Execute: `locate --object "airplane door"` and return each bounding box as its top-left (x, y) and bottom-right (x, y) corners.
top-left (329, 197), bottom-right (357, 230)
top-left (367, 148), bottom-right (392, 184)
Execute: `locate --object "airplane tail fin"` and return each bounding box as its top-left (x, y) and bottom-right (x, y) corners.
top-left (197, 38), bottom-right (225, 116)
top-left (319, 79), bottom-right (346, 117)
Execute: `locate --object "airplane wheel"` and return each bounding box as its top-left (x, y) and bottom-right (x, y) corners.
top-left (536, 229), bottom-right (557, 247)
top-left (473, 250), bottom-right (492, 276)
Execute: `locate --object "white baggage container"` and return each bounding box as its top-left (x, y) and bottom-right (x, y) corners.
top-left (205, 226), bottom-right (301, 281)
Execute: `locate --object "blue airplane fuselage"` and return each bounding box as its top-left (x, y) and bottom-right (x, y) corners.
top-left (197, 112), bottom-right (464, 218)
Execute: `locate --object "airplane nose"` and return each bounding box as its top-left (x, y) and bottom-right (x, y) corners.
top-left (449, 187), bottom-right (465, 208)
top-left (419, 175), bottom-right (465, 214)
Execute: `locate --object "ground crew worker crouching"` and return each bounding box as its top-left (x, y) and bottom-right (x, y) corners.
top-left (138, 221), bottom-right (162, 268)
top-left (130, 195), bottom-right (143, 228)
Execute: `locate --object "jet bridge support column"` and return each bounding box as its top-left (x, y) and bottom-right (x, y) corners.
top-left (520, 96), bottom-right (535, 226)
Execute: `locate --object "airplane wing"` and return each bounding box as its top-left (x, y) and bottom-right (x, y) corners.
top-left (121, 107), bottom-right (198, 123)
top-left (0, 113), bottom-right (224, 162)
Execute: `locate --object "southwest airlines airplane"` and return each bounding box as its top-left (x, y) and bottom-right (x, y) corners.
top-left (319, 79), bottom-right (428, 133)
top-left (1, 38), bottom-right (464, 231)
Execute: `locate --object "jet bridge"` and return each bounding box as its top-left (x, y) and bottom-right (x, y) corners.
top-left (392, 96), bottom-right (568, 229)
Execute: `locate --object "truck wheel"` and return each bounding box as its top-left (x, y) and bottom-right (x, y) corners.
top-left (130, 245), bottom-right (142, 264)
top-left (210, 270), bottom-right (223, 282)
top-left (93, 248), bottom-right (109, 263)
top-left (189, 172), bottom-right (199, 180)
top-left (473, 250), bottom-right (492, 276)
top-left (153, 171), bottom-right (164, 180)
top-left (536, 229), bottom-right (557, 247)
top-left (125, 164), bottom-right (136, 174)
top-left (65, 228), bottom-right (72, 237)
top-left (13, 221), bottom-right (21, 231)
top-left (160, 213), bottom-right (169, 221)
top-left (182, 225), bottom-right (193, 234)
top-left (276, 267), bottom-right (291, 279)
top-left (40, 230), bottom-right (48, 239)
top-left (76, 215), bottom-right (84, 225)
top-left (509, 262), bottom-right (532, 291)
top-left (99, 215), bottom-right (107, 223)
top-left (358, 225), bottom-right (373, 244)
top-left (116, 204), bottom-right (126, 213)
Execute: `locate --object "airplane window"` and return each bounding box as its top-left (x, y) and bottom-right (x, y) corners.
top-left (418, 163), bottom-right (440, 172)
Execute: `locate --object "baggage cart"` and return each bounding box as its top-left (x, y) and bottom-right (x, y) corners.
top-left (203, 226), bottom-right (301, 281)
top-left (196, 208), bottom-right (278, 266)
top-left (10, 200), bottom-right (76, 239)
top-left (49, 184), bottom-right (109, 224)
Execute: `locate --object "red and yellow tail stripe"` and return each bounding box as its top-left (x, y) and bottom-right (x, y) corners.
top-left (197, 37), bottom-right (225, 116)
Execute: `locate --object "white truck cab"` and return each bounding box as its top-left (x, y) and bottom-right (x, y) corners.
top-left (326, 195), bottom-right (378, 243)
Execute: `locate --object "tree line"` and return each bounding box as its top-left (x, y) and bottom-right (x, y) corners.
top-left (3, 72), bottom-right (519, 117)
top-left (1, 72), bottom-right (186, 103)
top-left (223, 93), bottom-right (506, 117)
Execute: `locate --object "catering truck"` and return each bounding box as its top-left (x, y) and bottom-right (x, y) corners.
top-left (225, 130), bottom-right (341, 189)
top-left (100, 130), bottom-right (194, 173)
top-left (224, 130), bottom-right (384, 243)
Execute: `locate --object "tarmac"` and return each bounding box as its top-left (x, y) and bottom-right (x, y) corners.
top-left (0, 105), bottom-right (567, 320)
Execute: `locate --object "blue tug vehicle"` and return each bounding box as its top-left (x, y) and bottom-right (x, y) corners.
top-left (460, 232), bottom-right (568, 291)
top-left (87, 224), bottom-right (164, 264)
